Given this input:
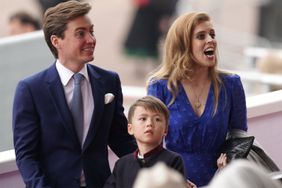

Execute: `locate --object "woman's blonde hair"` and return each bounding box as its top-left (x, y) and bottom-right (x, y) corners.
top-left (147, 12), bottom-right (225, 114)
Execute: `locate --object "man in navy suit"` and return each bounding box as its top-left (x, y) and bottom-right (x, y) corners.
top-left (12, 1), bottom-right (136, 187)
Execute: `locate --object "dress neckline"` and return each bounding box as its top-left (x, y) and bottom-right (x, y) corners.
top-left (180, 82), bottom-right (213, 119)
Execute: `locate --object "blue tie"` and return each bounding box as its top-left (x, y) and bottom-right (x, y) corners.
top-left (71, 73), bottom-right (84, 145)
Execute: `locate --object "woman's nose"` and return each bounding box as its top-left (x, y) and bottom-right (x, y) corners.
top-left (207, 35), bottom-right (215, 43)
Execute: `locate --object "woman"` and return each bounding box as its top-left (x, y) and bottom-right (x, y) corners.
top-left (147, 12), bottom-right (248, 186)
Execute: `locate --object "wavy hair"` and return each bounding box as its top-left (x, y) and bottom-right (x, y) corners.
top-left (43, 0), bottom-right (91, 58)
top-left (147, 12), bottom-right (225, 114)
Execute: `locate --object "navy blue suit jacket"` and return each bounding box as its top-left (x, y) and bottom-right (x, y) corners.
top-left (12, 63), bottom-right (136, 188)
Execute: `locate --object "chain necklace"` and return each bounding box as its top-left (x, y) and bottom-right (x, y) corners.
top-left (182, 78), bottom-right (209, 111)
top-left (190, 84), bottom-right (205, 109)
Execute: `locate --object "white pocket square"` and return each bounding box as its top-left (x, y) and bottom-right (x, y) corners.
top-left (104, 93), bottom-right (115, 104)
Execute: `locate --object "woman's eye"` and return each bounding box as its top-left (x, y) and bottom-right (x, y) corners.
top-left (210, 33), bottom-right (216, 39)
top-left (196, 34), bottom-right (205, 40)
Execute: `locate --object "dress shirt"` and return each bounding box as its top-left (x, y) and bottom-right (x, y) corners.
top-left (56, 60), bottom-right (94, 144)
top-left (56, 60), bottom-right (94, 187)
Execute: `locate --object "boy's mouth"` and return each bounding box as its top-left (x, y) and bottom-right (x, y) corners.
top-left (144, 130), bottom-right (153, 134)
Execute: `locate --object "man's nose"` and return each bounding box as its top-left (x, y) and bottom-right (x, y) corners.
top-left (86, 32), bottom-right (96, 43)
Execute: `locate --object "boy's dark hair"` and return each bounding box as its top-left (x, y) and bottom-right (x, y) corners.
top-left (42, 0), bottom-right (91, 58)
top-left (128, 96), bottom-right (169, 126)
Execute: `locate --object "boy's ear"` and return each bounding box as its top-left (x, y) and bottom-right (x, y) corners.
top-left (128, 123), bottom-right (134, 135)
top-left (164, 126), bottom-right (168, 136)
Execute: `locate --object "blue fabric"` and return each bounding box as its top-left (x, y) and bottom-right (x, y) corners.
top-left (147, 74), bottom-right (247, 187)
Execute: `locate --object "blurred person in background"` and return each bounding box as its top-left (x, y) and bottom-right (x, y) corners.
top-left (133, 162), bottom-right (189, 188)
top-left (123, 0), bottom-right (179, 78)
top-left (206, 160), bottom-right (282, 188)
top-left (147, 12), bottom-right (248, 187)
top-left (257, 53), bottom-right (282, 91)
top-left (36, 0), bottom-right (82, 15)
top-left (8, 11), bottom-right (41, 36)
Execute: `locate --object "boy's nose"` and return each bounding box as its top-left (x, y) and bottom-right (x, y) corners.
top-left (146, 119), bottom-right (153, 127)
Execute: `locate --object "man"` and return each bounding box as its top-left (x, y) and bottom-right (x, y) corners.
top-left (12, 1), bottom-right (136, 188)
top-left (8, 11), bottom-right (41, 35)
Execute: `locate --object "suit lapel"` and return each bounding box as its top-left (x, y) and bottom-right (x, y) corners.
top-left (45, 64), bottom-right (79, 144)
top-left (83, 65), bottom-right (105, 150)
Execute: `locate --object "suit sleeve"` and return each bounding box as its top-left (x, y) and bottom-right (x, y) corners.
top-left (12, 80), bottom-right (51, 188)
top-left (170, 155), bottom-right (187, 179)
top-left (103, 161), bottom-right (119, 188)
top-left (108, 73), bottom-right (137, 157)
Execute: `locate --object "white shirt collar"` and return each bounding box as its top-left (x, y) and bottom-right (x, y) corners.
top-left (55, 60), bottom-right (90, 86)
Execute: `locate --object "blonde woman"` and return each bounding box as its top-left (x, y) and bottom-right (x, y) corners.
top-left (147, 12), bottom-right (248, 187)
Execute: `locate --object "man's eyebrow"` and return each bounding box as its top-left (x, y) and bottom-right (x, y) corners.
top-left (74, 27), bottom-right (87, 31)
top-left (74, 25), bottom-right (94, 31)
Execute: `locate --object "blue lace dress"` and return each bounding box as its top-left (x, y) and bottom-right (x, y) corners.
top-left (147, 74), bottom-right (247, 187)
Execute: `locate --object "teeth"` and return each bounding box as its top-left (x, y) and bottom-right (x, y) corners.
top-left (206, 48), bottom-right (213, 51)
top-left (83, 48), bottom-right (94, 51)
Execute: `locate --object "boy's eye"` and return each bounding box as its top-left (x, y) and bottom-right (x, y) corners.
top-left (155, 117), bottom-right (161, 122)
top-left (139, 117), bottom-right (146, 121)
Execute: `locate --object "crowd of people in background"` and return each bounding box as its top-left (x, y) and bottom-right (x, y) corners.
top-left (5, 0), bottom-right (282, 188)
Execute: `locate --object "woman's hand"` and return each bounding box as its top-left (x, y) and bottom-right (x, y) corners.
top-left (186, 179), bottom-right (197, 188)
top-left (217, 153), bottom-right (227, 170)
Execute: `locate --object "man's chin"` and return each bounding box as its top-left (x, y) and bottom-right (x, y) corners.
top-left (84, 56), bottom-right (94, 63)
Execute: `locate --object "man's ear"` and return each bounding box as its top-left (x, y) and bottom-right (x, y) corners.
top-left (128, 123), bottom-right (134, 135)
top-left (50, 35), bottom-right (60, 49)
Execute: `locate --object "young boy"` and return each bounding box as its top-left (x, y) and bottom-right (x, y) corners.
top-left (104, 96), bottom-right (196, 188)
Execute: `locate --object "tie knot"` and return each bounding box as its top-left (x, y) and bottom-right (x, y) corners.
top-left (73, 73), bottom-right (84, 85)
